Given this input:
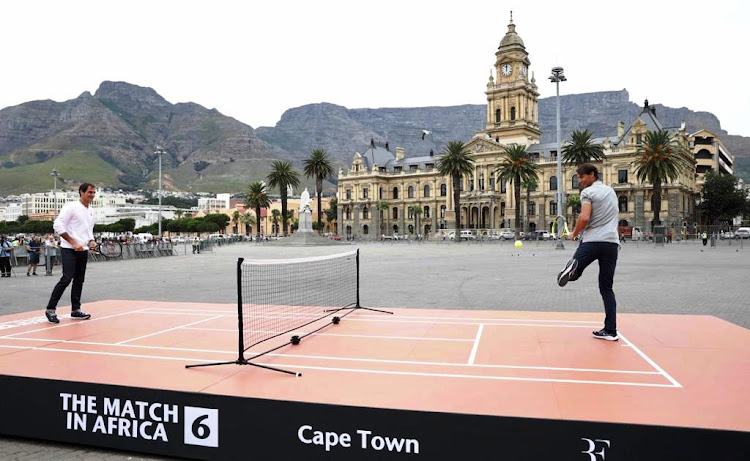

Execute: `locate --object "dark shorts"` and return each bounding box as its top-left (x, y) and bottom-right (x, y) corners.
top-left (28, 252), bottom-right (40, 264)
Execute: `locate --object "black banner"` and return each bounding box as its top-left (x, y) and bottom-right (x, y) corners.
top-left (0, 375), bottom-right (746, 460)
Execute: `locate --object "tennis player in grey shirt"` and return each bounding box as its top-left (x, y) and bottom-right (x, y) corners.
top-left (556, 164), bottom-right (620, 341)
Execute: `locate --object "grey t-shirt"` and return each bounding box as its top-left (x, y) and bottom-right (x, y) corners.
top-left (580, 180), bottom-right (619, 244)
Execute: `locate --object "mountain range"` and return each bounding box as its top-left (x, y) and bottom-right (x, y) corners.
top-left (1, 81), bottom-right (747, 196)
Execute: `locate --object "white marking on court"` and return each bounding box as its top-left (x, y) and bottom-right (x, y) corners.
top-left (468, 323), bottom-right (484, 365)
top-left (140, 307), bottom-right (601, 324)
top-left (180, 327), bottom-right (475, 342)
top-left (115, 315), bottom-right (224, 345)
top-left (618, 333), bottom-right (682, 388)
top-left (2, 309), bottom-right (147, 338)
top-left (0, 344), bottom-right (677, 388)
top-left (0, 338), bottom-right (661, 375)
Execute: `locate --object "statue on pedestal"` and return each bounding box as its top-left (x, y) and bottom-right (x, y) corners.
top-left (298, 188), bottom-right (314, 233)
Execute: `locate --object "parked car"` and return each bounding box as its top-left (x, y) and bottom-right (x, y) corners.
top-left (446, 230), bottom-right (476, 241)
top-left (720, 231), bottom-right (735, 239)
top-left (496, 230), bottom-right (515, 240)
top-left (735, 227), bottom-right (750, 239)
top-left (537, 230), bottom-right (553, 240)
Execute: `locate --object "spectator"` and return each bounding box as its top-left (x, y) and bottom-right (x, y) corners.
top-left (27, 235), bottom-right (42, 276)
top-left (1, 235), bottom-right (12, 277)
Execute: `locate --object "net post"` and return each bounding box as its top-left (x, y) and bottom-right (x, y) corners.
top-left (237, 257), bottom-right (245, 362)
top-left (356, 249), bottom-right (361, 308)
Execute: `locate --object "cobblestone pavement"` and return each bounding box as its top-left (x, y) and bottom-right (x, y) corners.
top-left (1, 239), bottom-right (747, 459)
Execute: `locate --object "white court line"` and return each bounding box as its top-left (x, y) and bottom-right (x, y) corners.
top-left (180, 327), bottom-right (475, 342)
top-left (2, 309), bottom-right (147, 338)
top-left (468, 324), bottom-right (484, 365)
top-left (141, 307), bottom-right (602, 324)
top-left (0, 338), bottom-right (660, 375)
top-left (618, 333), bottom-right (682, 388)
top-left (0, 344), bottom-right (673, 388)
top-left (115, 316), bottom-right (224, 345)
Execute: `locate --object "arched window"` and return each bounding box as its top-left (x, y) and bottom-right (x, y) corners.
top-left (392, 187), bottom-right (399, 199)
top-left (379, 187), bottom-right (383, 199)
top-left (495, 108), bottom-right (501, 123)
top-left (695, 149), bottom-right (712, 160)
top-left (392, 207), bottom-right (398, 220)
top-left (572, 175), bottom-right (580, 190)
top-left (363, 225), bottom-right (369, 235)
top-left (424, 206), bottom-right (430, 218)
top-left (424, 184), bottom-right (430, 197)
top-left (510, 107), bottom-right (516, 120)
top-left (618, 196), bottom-right (628, 212)
top-left (549, 176), bottom-right (557, 191)
top-left (440, 184), bottom-right (447, 196)
top-left (440, 205), bottom-right (446, 218)
top-left (408, 186), bottom-right (414, 198)
top-left (363, 207), bottom-right (369, 219)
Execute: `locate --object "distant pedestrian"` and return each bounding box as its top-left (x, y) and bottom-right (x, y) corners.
top-left (702, 231), bottom-right (708, 246)
top-left (44, 183), bottom-right (97, 324)
top-left (192, 237), bottom-right (201, 254)
top-left (556, 164), bottom-right (620, 341)
top-left (0, 235), bottom-right (12, 277)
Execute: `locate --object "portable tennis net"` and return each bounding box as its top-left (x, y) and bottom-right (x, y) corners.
top-left (186, 249), bottom-right (390, 375)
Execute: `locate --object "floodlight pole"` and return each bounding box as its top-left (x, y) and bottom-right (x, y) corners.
top-left (50, 169), bottom-right (59, 217)
top-left (156, 147), bottom-right (163, 237)
top-left (550, 66), bottom-right (567, 249)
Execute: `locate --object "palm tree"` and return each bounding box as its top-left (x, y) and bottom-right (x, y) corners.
top-left (246, 181), bottom-right (270, 240)
top-left (175, 210), bottom-right (184, 219)
top-left (376, 200), bottom-right (389, 237)
top-left (562, 129), bottom-right (606, 166)
top-left (437, 141), bottom-right (474, 240)
top-left (631, 129), bottom-right (689, 227)
top-left (239, 211), bottom-right (255, 236)
top-left (232, 210), bottom-right (240, 234)
top-left (408, 204), bottom-right (423, 236)
top-left (303, 149), bottom-right (335, 235)
top-left (521, 176), bottom-right (538, 234)
top-left (566, 194), bottom-right (581, 229)
top-left (495, 144), bottom-right (539, 241)
top-left (270, 209), bottom-right (282, 236)
top-left (266, 160), bottom-right (300, 236)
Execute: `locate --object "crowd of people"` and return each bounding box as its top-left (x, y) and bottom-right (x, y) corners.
top-left (0, 233), bottom-right (62, 278)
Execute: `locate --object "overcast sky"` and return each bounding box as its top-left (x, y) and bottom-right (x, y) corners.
top-left (2, 0), bottom-right (748, 136)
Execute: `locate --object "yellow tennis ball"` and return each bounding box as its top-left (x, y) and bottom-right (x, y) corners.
top-left (514, 240), bottom-right (523, 248)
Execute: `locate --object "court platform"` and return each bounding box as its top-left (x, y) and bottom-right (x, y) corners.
top-left (0, 300), bottom-right (747, 460)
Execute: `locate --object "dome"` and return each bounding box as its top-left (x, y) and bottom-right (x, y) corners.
top-left (499, 22), bottom-right (525, 48)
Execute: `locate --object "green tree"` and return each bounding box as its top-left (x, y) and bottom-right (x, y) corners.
top-left (232, 210), bottom-right (241, 234)
top-left (325, 197), bottom-right (338, 233)
top-left (266, 160), bottom-right (301, 237)
top-left (699, 170), bottom-right (748, 225)
top-left (240, 211), bottom-right (255, 236)
top-left (270, 209), bottom-right (281, 236)
top-left (17, 215), bottom-right (29, 225)
top-left (521, 176), bottom-right (538, 234)
top-left (437, 141), bottom-right (474, 239)
top-left (303, 148), bottom-right (335, 235)
top-left (204, 214), bottom-right (230, 233)
top-left (408, 204), bottom-right (423, 236)
top-left (246, 181), bottom-right (270, 239)
top-left (632, 130), bottom-right (690, 227)
top-left (376, 200), bottom-right (389, 236)
top-left (495, 144), bottom-right (539, 240)
top-left (566, 194), bottom-right (582, 228)
top-left (562, 129), bottom-right (606, 166)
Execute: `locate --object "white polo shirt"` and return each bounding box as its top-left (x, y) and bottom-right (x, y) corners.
top-left (53, 200), bottom-right (95, 250)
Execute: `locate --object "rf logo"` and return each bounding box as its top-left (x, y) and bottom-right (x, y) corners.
top-left (184, 406), bottom-right (219, 448)
top-left (581, 438), bottom-right (610, 460)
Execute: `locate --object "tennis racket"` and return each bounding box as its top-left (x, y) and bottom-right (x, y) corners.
top-left (92, 240), bottom-right (123, 259)
top-left (551, 215), bottom-right (571, 240)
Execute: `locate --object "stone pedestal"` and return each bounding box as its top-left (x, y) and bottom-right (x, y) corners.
top-left (298, 209), bottom-right (313, 233)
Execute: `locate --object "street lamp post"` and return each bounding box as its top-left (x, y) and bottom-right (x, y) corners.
top-left (550, 66), bottom-right (567, 249)
top-left (50, 169), bottom-right (59, 217)
top-left (155, 147), bottom-right (164, 238)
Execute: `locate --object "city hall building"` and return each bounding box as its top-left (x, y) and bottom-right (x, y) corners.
top-left (336, 17), bottom-right (735, 239)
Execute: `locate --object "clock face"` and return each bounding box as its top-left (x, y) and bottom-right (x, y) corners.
top-left (501, 64), bottom-right (512, 76)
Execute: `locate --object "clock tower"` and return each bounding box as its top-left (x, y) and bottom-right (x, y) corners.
top-left (484, 14), bottom-right (541, 145)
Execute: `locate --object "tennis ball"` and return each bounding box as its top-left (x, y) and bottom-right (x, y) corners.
top-left (514, 240), bottom-right (523, 248)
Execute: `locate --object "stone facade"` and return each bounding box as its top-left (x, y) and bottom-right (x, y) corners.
top-left (336, 17), bottom-right (734, 239)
